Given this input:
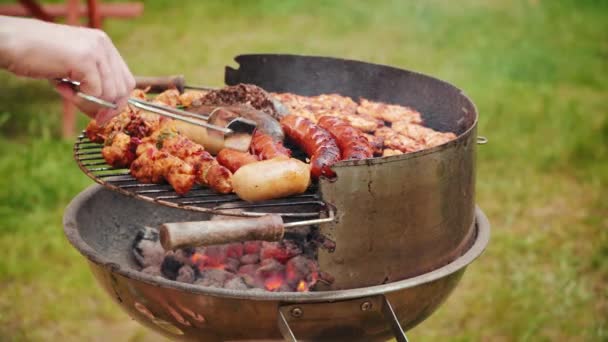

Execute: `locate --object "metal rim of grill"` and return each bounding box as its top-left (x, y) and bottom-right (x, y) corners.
top-left (74, 133), bottom-right (334, 224)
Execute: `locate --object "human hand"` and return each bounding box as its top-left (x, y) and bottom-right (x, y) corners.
top-left (0, 16), bottom-right (135, 124)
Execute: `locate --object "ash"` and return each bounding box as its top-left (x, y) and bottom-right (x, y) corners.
top-left (133, 225), bottom-right (333, 292)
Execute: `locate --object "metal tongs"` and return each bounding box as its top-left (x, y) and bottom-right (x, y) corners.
top-left (57, 79), bottom-right (257, 152)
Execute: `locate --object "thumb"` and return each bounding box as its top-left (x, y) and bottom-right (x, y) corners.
top-left (54, 82), bottom-right (78, 102)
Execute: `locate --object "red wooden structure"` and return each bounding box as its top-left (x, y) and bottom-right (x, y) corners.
top-left (0, 0), bottom-right (144, 137)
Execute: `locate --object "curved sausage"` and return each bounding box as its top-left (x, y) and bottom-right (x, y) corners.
top-left (217, 148), bottom-right (259, 173)
top-left (280, 115), bottom-right (340, 178)
top-left (251, 131), bottom-right (292, 160)
top-left (317, 116), bottom-right (373, 160)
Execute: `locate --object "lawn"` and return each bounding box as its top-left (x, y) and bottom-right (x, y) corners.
top-left (0, 0), bottom-right (606, 341)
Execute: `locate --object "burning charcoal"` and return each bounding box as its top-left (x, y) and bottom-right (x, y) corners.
top-left (263, 274), bottom-right (287, 292)
top-left (173, 249), bottom-right (194, 266)
top-left (132, 227), bottom-right (164, 268)
top-left (204, 245), bottom-right (229, 268)
top-left (142, 265), bottom-right (162, 277)
top-left (260, 242), bottom-right (300, 263)
top-left (257, 258), bottom-right (285, 276)
top-left (240, 253), bottom-right (260, 265)
top-left (285, 256), bottom-right (317, 288)
top-left (225, 244), bottom-right (244, 259)
top-left (176, 265), bottom-right (195, 284)
top-left (224, 257), bottom-right (241, 273)
top-left (238, 264), bottom-right (259, 277)
top-left (238, 264), bottom-right (264, 288)
top-left (195, 269), bottom-right (235, 288)
top-left (161, 254), bottom-right (184, 280)
top-left (243, 241), bottom-right (262, 254)
top-left (224, 277), bottom-right (249, 290)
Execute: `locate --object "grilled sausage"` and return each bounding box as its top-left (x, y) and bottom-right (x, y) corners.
top-left (232, 157), bottom-right (311, 202)
top-left (280, 115), bottom-right (340, 178)
top-left (250, 131), bottom-right (292, 160)
top-left (317, 116), bottom-right (373, 160)
top-left (217, 148), bottom-right (259, 173)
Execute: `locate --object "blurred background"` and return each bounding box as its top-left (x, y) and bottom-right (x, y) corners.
top-left (0, 0), bottom-right (606, 340)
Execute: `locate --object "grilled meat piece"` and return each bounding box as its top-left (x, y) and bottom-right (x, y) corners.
top-left (392, 121), bottom-right (456, 147)
top-left (273, 93), bottom-right (357, 118)
top-left (101, 132), bottom-right (140, 168)
top-left (383, 133), bottom-right (424, 153)
top-left (357, 99), bottom-right (423, 124)
top-left (153, 89), bottom-right (181, 107)
top-left (130, 144), bottom-right (196, 195)
top-left (200, 84), bottom-right (278, 118)
top-left (159, 134), bottom-right (233, 194)
top-left (179, 90), bottom-right (208, 107)
top-left (363, 133), bottom-right (384, 156)
top-left (382, 149), bottom-right (404, 157)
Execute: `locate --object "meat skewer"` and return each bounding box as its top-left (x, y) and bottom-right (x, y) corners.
top-left (159, 134), bottom-right (233, 194)
top-left (280, 115), bottom-right (341, 178)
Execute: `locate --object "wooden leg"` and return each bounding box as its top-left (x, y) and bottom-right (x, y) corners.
top-left (86, 0), bottom-right (102, 28)
top-left (66, 0), bottom-right (79, 25)
top-left (62, 99), bottom-right (76, 138)
top-left (18, 0), bottom-right (54, 21)
top-left (61, 0), bottom-right (80, 137)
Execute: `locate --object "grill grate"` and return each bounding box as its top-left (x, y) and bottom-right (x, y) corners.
top-left (74, 133), bottom-right (332, 222)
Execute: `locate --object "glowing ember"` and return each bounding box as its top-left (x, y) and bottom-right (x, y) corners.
top-left (134, 226), bottom-right (334, 292)
top-left (264, 274), bottom-right (284, 291)
top-left (296, 280), bottom-right (307, 292)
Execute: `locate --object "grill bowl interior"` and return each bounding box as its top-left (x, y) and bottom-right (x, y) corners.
top-left (63, 185), bottom-right (489, 341)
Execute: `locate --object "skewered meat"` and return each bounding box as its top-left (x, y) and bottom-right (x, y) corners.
top-left (159, 134), bottom-right (233, 194)
top-left (280, 115), bottom-right (340, 178)
top-left (317, 116), bottom-right (373, 160)
top-left (251, 131), bottom-right (292, 160)
top-left (101, 132), bottom-right (140, 168)
top-left (130, 144), bottom-right (196, 195)
top-left (217, 149), bottom-right (259, 173)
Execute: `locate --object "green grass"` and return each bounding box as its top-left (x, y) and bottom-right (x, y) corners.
top-left (0, 0), bottom-right (606, 340)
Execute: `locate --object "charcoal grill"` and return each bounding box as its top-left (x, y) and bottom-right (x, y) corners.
top-left (64, 54), bottom-right (489, 340)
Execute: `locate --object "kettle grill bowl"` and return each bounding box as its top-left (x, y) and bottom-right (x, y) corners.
top-left (64, 185), bottom-right (489, 341)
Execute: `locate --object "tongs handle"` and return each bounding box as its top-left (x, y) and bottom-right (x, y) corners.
top-left (127, 98), bottom-right (233, 134)
top-left (55, 78), bottom-right (118, 109)
top-left (56, 78), bottom-right (235, 134)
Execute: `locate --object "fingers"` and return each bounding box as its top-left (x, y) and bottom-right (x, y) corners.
top-left (67, 29), bottom-right (133, 124)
